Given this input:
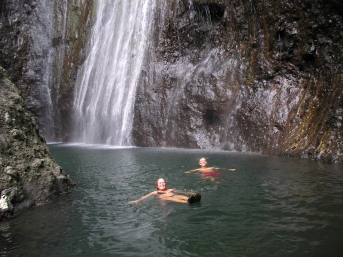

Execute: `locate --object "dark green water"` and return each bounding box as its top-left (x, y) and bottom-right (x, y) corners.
top-left (1, 144), bottom-right (343, 257)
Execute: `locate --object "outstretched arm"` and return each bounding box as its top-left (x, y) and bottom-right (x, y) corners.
top-left (129, 191), bottom-right (156, 204)
top-left (185, 167), bottom-right (224, 173)
top-left (185, 169), bottom-right (200, 173)
top-left (218, 168), bottom-right (236, 171)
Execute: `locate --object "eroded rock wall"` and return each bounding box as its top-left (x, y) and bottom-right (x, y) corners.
top-left (0, 0), bottom-right (94, 142)
top-left (132, 0), bottom-right (343, 163)
top-left (0, 67), bottom-right (73, 220)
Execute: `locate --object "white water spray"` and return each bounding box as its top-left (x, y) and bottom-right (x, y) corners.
top-left (73, 0), bottom-right (156, 145)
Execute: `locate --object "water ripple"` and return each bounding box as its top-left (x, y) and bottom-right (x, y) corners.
top-left (1, 146), bottom-right (343, 257)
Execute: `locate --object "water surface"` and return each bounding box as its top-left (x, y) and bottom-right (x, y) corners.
top-left (1, 145), bottom-right (343, 256)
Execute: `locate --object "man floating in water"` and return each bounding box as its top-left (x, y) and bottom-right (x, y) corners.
top-left (129, 178), bottom-right (201, 204)
top-left (186, 157), bottom-right (216, 173)
top-left (185, 157), bottom-right (236, 178)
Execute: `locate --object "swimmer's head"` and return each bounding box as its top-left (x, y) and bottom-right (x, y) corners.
top-left (199, 158), bottom-right (207, 168)
top-left (156, 178), bottom-right (166, 191)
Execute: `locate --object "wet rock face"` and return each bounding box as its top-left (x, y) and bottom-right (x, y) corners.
top-left (132, 0), bottom-right (343, 163)
top-left (1, 0), bottom-right (342, 163)
top-left (0, 0), bottom-right (94, 142)
top-left (0, 67), bottom-right (73, 220)
top-left (0, 0), bottom-right (52, 136)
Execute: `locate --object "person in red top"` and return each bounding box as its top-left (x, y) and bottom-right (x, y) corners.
top-left (185, 157), bottom-right (220, 174)
top-left (185, 158), bottom-right (235, 179)
top-left (129, 178), bottom-right (201, 204)
top-left (185, 158), bottom-right (220, 177)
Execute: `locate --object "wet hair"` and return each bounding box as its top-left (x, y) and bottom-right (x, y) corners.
top-left (199, 157), bottom-right (207, 164)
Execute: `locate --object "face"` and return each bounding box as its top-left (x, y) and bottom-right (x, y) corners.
top-left (157, 179), bottom-right (166, 191)
top-left (199, 158), bottom-right (207, 167)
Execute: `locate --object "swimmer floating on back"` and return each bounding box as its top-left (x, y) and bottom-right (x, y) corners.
top-left (185, 157), bottom-right (236, 174)
top-left (129, 178), bottom-right (201, 204)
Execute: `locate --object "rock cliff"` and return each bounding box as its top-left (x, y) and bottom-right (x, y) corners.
top-left (0, 67), bottom-right (73, 220)
top-left (0, 0), bottom-right (94, 142)
top-left (132, 0), bottom-right (343, 163)
top-left (1, 0), bottom-right (343, 164)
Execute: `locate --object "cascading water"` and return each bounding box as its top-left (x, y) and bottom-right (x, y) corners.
top-left (73, 0), bottom-right (156, 146)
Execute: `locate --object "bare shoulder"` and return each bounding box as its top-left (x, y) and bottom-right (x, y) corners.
top-left (199, 167), bottom-right (217, 172)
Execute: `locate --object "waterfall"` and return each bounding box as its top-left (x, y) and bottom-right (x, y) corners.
top-left (73, 0), bottom-right (156, 146)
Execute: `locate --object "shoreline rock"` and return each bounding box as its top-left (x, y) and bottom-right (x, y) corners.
top-left (0, 66), bottom-right (74, 221)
